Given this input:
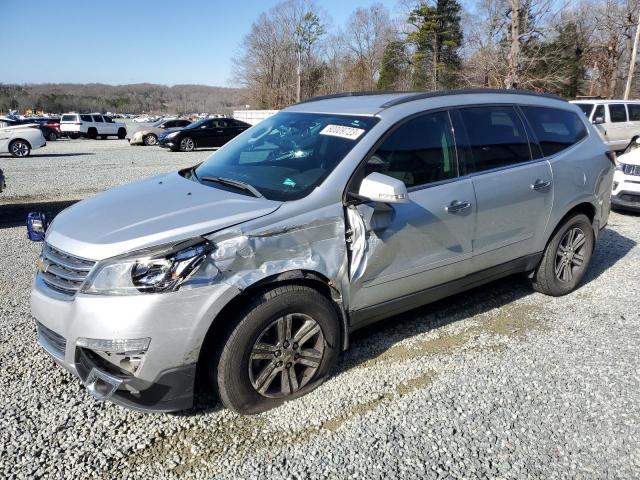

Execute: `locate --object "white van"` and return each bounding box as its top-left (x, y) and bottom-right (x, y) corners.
top-left (60, 113), bottom-right (127, 139)
top-left (571, 100), bottom-right (640, 151)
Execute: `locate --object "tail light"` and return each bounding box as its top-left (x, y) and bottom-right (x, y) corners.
top-left (605, 150), bottom-right (617, 166)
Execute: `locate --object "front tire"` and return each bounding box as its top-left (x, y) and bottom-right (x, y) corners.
top-left (143, 133), bottom-right (158, 146)
top-left (532, 213), bottom-right (594, 296)
top-left (9, 140), bottom-right (30, 158)
top-left (117, 128), bottom-right (126, 139)
top-left (214, 285), bottom-right (340, 414)
top-left (87, 128), bottom-right (97, 139)
top-left (179, 136), bottom-right (195, 152)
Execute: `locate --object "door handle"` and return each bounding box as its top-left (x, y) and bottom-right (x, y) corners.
top-left (531, 179), bottom-right (552, 191)
top-left (446, 200), bottom-right (471, 213)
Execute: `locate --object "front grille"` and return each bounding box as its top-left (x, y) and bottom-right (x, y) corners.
top-left (36, 321), bottom-right (66, 360)
top-left (39, 243), bottom-right (96, 297)
top-left (622, 164), bottom-right (640, 176)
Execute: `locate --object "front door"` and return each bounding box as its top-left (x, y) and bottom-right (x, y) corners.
top-left (347, 110), bottom-right (475, 313)
top-left (451, 105), bottom-right (553, 271)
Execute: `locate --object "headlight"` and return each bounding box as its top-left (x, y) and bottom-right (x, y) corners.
top-left (81, 239), bottom-right (218, 295)
top-left (165, 131), bottom-right (180, 139)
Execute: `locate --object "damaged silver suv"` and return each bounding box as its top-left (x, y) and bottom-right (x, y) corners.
top-left (31, 90), bottom-right (614, 414)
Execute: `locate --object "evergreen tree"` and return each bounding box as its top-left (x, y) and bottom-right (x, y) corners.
top-left (407, 0), bottom-right (463, 90)
top-left (377, 40), bottom-right (409, 90)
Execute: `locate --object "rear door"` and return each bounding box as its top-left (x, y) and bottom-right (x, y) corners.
top-left (607, 104), bottom-right (630, 150)
top-left (451, 105), bottom-right (553, 272)
top-left (626, 104), bottom-right (640, 141)
top-left (347, 110), bottom-right (475, 313)
top-left (102, 115), bottom-right (118, 135)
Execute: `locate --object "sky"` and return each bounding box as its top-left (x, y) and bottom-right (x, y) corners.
top-left (0, 0), bottom-right (401, 87)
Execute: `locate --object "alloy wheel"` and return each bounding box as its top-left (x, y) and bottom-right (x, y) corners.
top-left (248, 313), bottom-right (325, 398)
top-left (11, 141), bottom-right (29, 157)
top-left (180, 137), bottom-right (194, 151)
top-left (555, 226), bottom-right (587, 283)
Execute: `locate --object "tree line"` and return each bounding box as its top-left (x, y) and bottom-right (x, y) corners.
top-left (0, 83), bottom-right (247, 115)
top-left (234, 0), bottom-right (640, 108)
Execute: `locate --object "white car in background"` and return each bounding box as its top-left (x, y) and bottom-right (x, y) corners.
top-left (60, 113), bottom-right (127, 139)
top-left (0, 117), bottom-right (46, 157)
top-left (612, 138), bottom-right (640, 211)
top-left (571, 99), bottom-right (640, 151)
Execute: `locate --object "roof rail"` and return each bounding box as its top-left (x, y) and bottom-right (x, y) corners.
top-left (379, 88), bottom-right (566, 108)
top-left (296, 90), bottom-right (411, 105)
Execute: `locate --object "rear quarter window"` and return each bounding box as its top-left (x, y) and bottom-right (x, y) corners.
top-left (609, 104), bottom-right (627, 123)
top-left (521, 106), bottom-right (587, 156)
top-left (61, 115), bottom-right (78, 122)
top-left (628, 104), bottom-right (640, 121)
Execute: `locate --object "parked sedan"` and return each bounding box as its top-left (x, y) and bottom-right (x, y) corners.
top-left (128, 118), bottom-right (192, 146)
top-left (158, 118), bottom-right (250, 152)
top-left (0, 117), bottom-right (46, 157)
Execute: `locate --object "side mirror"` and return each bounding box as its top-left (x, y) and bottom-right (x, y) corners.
top-left (593, 116), bottom-right (605, 125)
top-left (358, 172), bottom-right (409, 204)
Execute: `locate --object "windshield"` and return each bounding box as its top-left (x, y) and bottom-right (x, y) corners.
top-left (576, 103), bottom-right (594, 117)
top-left (193, 112), bottom-right (378, 201)
top-left (151, 119), bottom-right (165, 127)
top-left (185, 118), bottom-right (209, 130)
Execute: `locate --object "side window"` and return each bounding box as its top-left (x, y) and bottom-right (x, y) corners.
top-left (453, 105), bottom-right (531, 173)
top-left (628, 104), bottom-right (640, 121)
top-left (178, 120), bottom-right (190, 127)
top-left (103, 116), bottom-right (113, 123)
top-left (593, 105), bottom-right (605, 122)
top-left (80, 114), bottom-right (92, 122)
top-left (521, 106), bottom-right (587, 156)
top-left (363, 111), bottom-right (457, 188)
top-left (163, 120), bottom-right (175, 128)
top-left (609, 104), bottom-right (627, 123)
top-left (93, 115), bottom-right (103, 123)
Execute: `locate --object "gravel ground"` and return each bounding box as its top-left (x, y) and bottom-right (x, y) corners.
top-left (1, 141), bottom-right (639, 479)
top-left (0, 137), bottom-right (210, 203)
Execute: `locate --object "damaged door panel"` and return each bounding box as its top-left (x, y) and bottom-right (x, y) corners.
top-left (346, 178), bottom-right (476, 317)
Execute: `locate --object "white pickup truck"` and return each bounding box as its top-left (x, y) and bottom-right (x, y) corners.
top-left (60, 113), bottom-right (127, 139)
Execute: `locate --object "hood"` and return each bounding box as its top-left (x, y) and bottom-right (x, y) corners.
top-left (618, 148), bottom-right (640, 166)
top-left (46, 172), bottom-right (282, 260)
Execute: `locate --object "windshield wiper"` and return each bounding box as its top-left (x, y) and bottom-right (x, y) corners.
top-left (199, 176), bottom-right (263, 198)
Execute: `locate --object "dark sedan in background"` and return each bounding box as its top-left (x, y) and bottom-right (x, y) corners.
top-left (158, 118), bottom-right (251, 152)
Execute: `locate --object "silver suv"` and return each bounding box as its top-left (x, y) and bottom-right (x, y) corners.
top-left (31, 90), bottom-right (614, 414)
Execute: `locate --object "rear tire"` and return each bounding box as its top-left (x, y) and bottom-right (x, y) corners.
top-left (532, 213), bottom-right (594, 296)
top-left (143, 133), bottom-right (158, 146)
top-left (117, 128), bottom-right (126, 139)
top-left (87, 128), bottom-right (97, 139)
top-left (179, 136), bottom-right (195, 152)
top-left (9, 139), bottom-right (30, 158)
top-left (47, 131), bottom-right (58, 141)
top-left (213, 285), bottom-right (340, 414)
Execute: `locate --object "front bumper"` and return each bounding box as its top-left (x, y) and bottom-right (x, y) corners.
top-left (612, 170), bottom-right (640, 212)
top-left (31, 274), bottom-right (240, 412)
top-left (158, 141), bottom-right (175, 149)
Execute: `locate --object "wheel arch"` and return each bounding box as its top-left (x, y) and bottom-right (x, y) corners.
top-left (9, 137), bottom-right (32, 149)
top-left (196, 269), bottom-right (349, 388)
top-left (545, 201), bottom-right (597, 251)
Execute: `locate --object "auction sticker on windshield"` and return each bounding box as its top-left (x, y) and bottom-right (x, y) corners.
top-left (319, 124), bottom-right (365, 140)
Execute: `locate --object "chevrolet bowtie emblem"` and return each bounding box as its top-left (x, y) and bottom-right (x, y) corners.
top-left (36, 257), bottom-right (47, 273)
